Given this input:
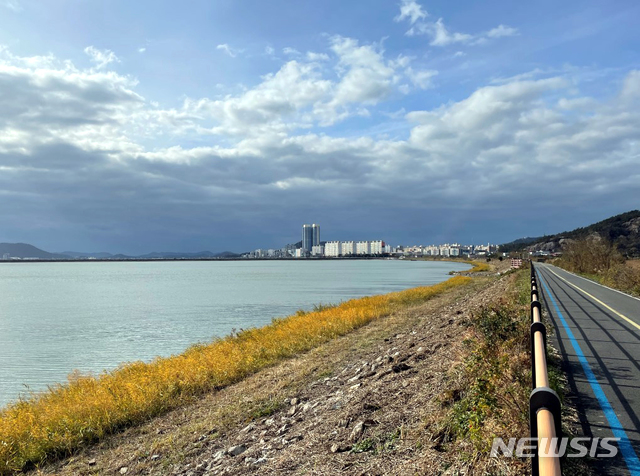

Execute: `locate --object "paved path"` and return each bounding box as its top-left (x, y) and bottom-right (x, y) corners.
top-left (534, 263), bottom-right (640, 475)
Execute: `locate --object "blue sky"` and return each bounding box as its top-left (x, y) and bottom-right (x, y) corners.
top-left (0, 0), bottom-right (639, 253)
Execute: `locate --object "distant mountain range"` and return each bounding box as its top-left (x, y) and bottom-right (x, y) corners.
top-left (60, 251), bottom-right (115, 259)
top-left (0, 243), bottom-right (69, 260)
top-left (0, 243), bottom-right (240, 260)
top-left (500, 210), bottom-right (640, 256)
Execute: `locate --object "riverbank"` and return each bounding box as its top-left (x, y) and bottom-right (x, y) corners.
top-left (34, 269), bottom-right (505, 475)
top-left (409, 256), bottom-right (492, 275)
top-left (0, 263), bottom-right (490, 475)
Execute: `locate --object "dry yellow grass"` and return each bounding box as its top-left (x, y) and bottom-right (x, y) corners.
top-left (627, 259), bottom-right (640, 271)
top-left (467, 261), bottom-right (490, 272)
top-left (0, 276), bottom-right (472, 474)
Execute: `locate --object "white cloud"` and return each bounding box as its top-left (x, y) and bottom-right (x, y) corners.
top-left (272, 36), bottom-right (414, 125)
top-left (138, 47), bottom-right (146, 53)
top-left (394, 0), bottom-right (427, 25)
top-left (486, 24), bottom-right (519, 38)
top-left (182, 36), bottom-right (427, 132)
top-left (329, 36), bottom-right (396, 106)
top-left (404, 16), bottom-right (475, 45)
top-left (306, 51), bottom-right (330, 62)
top-left (0, 46), bottom-right (145, 155)
top-left (490, 68), bottom-right (547, 85)
top-left (184, 60), bottom-right (333, 135)
top-left (265, 46), bottom-right (275, 56)
top-left (557, 97), bottom-right (596, 110)
top-left (390, 54), bottom-right (413, 69)
top-left (428, 18), bottom-right (473, 46)
top-left (620, 69), bottom-right (640, 101)
top-left (283, 47), bottom-right (301, 57)
top-left (84, 46), bottom-right (120, 69)
top-left (405, 67), bottom-right (437, 89)
top-left (396, 1), bottom-right (519, 47)
top-left (216, 44), bottom-right (241, 58)
top-left (407, 19), bottom-right (518, 46)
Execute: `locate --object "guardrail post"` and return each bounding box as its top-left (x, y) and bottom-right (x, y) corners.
top-left (530, 387), bottom-right (562, 476)
top-left (531, 321), bottom-right (547, 388)
top-left (531, 300), bottom-right (541, 324)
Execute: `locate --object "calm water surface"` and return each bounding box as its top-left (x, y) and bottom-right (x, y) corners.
top-left (0, 260), bottom-right (470, 406)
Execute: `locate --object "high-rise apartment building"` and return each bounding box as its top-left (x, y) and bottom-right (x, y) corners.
top-left (302, 224), bottom-right (313, 253)
top-left (370, 240), bottom-right (385, 254)
top-left (324, 241), bottom-right (341, 257)
top-left (302, 223), bottom-right (320, 253)
top-left (341, 241), bottom-right (356, 256)
top-left (356, 241), bottom-right (370, 255)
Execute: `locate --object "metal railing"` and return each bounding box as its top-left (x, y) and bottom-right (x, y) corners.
top-left (530, 264), bottom-right (562, 475)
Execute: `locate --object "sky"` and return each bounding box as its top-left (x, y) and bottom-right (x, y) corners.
top-left (0, 0), bottom-right (639, 254)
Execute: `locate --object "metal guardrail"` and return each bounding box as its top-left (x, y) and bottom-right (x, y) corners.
top-left (530, 264), bottom-right (562, 475)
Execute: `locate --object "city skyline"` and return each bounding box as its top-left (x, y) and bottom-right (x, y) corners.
top-left (243, 222), bottom-right (497, 259)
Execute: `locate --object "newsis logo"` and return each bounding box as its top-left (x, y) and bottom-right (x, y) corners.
top-left (490, 437), bottom-right (620, 458)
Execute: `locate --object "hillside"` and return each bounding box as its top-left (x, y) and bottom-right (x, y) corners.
top-left (0, 243), bottom-right (68, 260)
top-left (0, 243), bottom-right (241, 260)
top-left (500, 210), bottom-right (640, 256)
top-left (137, 251), bottom-right (241, 259)
top-left (60, 251), bottom-right (115, 258)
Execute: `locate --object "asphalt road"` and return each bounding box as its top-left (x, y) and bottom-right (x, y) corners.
top-left (534, 263), bottom-right (640, 475)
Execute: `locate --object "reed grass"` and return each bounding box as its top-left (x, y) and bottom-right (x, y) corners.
top-left (0, 275), bottom-right (472, 474)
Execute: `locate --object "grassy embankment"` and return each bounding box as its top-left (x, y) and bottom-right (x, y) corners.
top-left (553, 238), bottom-right (640, 297)
top-left (425, 265), bottom-right (588, 474)
top-left (458, 260), bottom-right (490, 273)
top-left (409, 256), bottom-right (492, 274)
top-left (0, 262), bottom-right (486, 475)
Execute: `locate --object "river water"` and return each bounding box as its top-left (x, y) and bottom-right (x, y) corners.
top-left (0, 259), bottom-right (470, 406)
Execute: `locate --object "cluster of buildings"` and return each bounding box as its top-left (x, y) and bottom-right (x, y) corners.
top-left (316, 239), bottom-right (388, 257)
top-left (244, 223), bottom-right (389, 259)
top-left (244, 223), bottom-right (497, 259)
top-left (396, 243), bottom-right (497, 257)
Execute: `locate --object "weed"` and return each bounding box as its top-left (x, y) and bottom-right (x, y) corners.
top-left (431, 270), bottom-right (530, 462)
top-left (250, 398), bottom-right (283, 420)
top-left (351, 438), bottom-right (375, 453)
top-left (312, 303), bottom-right (338, 312)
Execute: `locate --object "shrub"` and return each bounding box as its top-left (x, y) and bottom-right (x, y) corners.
top-left (558, 238), bottom-right (640, 296)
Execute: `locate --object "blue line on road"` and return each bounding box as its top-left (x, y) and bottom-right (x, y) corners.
top-left (538, 271), bottom-right (640, 475)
